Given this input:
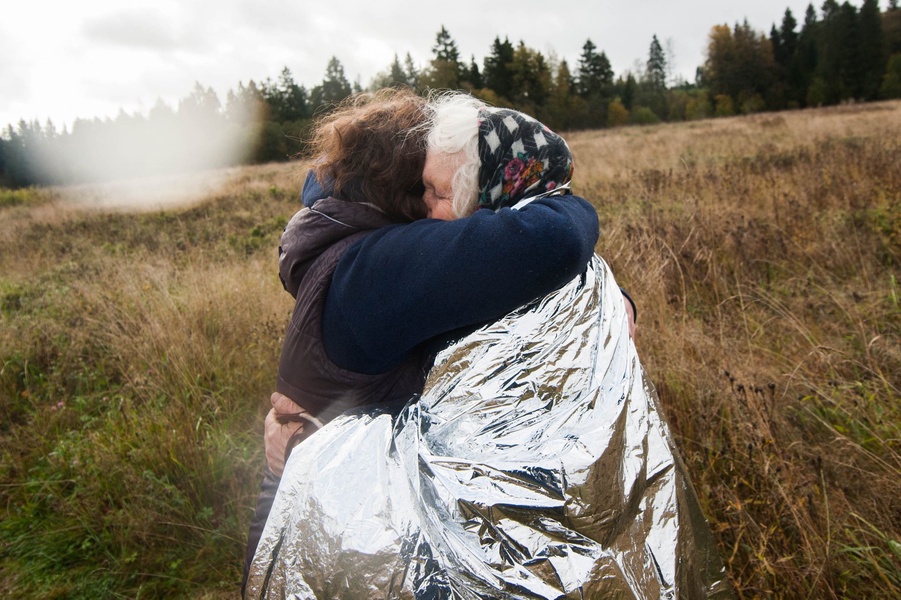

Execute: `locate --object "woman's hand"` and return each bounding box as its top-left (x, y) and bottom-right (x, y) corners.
top-left (265, 392), bottom-right (321, 476)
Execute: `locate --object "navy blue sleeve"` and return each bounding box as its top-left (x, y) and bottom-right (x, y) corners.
top-left (322, 195), bottom-right (600, 374)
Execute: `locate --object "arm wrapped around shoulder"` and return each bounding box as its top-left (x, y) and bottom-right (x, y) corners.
top-left (508, 193), bottom-right (600, 290)
top-left (322, 193), bottom-right (600, 374)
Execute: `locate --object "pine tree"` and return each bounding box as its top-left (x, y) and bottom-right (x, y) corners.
top-left (780, 9), bottom-right (799, 63)
top-left (618, 73), bottom-right (638, 111)
top-left (421, 26), bottom-right (462, 89)
top-left (276, 67), bottom-right (308, 121)
top-left (815, 1), bottom-right (860, 102)
top-left (797, 4), bottom-right (820, 105)
top-left (464, 56), bottom-right (484, 90)
top-left (821, 0), bottom-right (840, 21)
top-left (646, 35), bottom-right (667, 90)
top-left (803, 3), bottom-right (819, 35)
top-left (778, 9), bottom-right (804, 106)
top-left (325, 57), bottom-right (352, 100)
top-left (577, 39), bottom-right (613, 98)
top-left (389, 54), bottom-right (408, 87)
top-left (432, 25), bottom-right (460, 63)
top-left (773, 14), bottom-right (795, 68)
top-left (404, 53), bottom-right (420, 88)
top-left (770, 9), bottom-right (801, 108)
top-left (310, 57), bottom-right (352, 111)
top-left (859, 0), bottom-right (886, 100)
top-left (483, 36), bottom-right (515, 100)
top-left (839, 1), bottom-right (863, 98)
top-left (771, 25), bottom-right (783, 67)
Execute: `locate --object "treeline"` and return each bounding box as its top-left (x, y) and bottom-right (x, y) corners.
top-left (1, 1), bottom-right (899, 189)
top-left (704, 0), bottom-right (901, 113)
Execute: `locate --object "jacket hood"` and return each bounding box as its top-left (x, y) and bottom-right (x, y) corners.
top-left (278, 197), bottom-right (394, 298)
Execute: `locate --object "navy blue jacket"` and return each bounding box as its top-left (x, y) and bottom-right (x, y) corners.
top-left (316, 196), bottom-right (600, 374)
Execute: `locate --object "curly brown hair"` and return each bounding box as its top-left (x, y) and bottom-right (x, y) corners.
top-left (308, 89), bottom-right (428, 222)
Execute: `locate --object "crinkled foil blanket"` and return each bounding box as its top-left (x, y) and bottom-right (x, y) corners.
top-left (246, 256), bottom-right (733, 599)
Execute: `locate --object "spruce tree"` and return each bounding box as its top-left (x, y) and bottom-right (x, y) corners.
top-left (821, 0), bottom-right (840, 21)
top-left (274, 67), bottom-right (308, 121)
top-left (464, 56), bottom-right (484, 90)
top-left (422, 26), bottom-right (462, 89)
top-left (389, 54), bottom-right (408, 87)
top-left (309, 57), bottom-right (352, 112)
top-left (859, 0), bottom-right (886, 99)
top-left (798, 4), bottom-right (820, 105)
top-left (646, 35), bottom-right (667, 90)
top-left (781, 9), bottom-right (799, 61)
top-left (483, 37), bottom-right (515, 100)
top-left (621, 73), bottom-right (637, 110)
top-left (577, 39), bottom-right (613, 97)
top-left (404, 53), bottom-right (419, 88)
top-left (432, 25), bottom-right (460, 63)
top-left (771, 25), bottom-right (783, 66)
top-left (323, 57), bottom-right (352, 102)
top-left (834, 1), bottom-right (862, 99)
top-left (779, 9), bottom-right (803, 106)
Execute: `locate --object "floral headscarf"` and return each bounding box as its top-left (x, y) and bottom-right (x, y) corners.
top-left (477, 108), bottom-right (574, 210)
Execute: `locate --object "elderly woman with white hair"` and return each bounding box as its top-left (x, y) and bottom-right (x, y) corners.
top-left (246, 93), bottom-right (729, 599)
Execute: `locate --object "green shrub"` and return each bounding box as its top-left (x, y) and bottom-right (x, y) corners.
top-left (630, 106), bottom-right (661, 125)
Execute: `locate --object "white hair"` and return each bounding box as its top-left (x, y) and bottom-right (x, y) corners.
top-left (426, 92), bottom-right (487, 217)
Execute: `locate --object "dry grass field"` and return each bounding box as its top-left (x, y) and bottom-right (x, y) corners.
top-left (1, 100), bottom-right (900, 598)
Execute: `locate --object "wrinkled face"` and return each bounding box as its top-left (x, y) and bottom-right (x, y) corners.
top-left (422, 150), bottom-right (461, 221)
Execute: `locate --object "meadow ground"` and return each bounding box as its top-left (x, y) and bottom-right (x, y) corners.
top-left (1, 100), bottom-right (899, 598)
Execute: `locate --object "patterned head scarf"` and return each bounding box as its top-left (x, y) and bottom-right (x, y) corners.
top-left (477, 108), bottom-right (574, 210)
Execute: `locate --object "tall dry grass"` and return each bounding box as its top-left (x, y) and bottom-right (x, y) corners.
top-left (570, 101), bottom-right (901, 597)
top-left (1, 101), bottom-right (899, 598)
top-left (1, 166), bottom-right (301, 597)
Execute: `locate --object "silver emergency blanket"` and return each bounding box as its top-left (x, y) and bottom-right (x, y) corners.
top-left (246, 256), bottom-right (733, 599)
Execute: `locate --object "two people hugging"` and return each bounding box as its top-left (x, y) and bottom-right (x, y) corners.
top-left (243, 89), bottom-right (728, 599)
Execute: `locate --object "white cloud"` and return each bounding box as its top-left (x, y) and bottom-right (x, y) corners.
top-left (0, 0), bottom-right (821, 130)
top-left (82, 9), bottom-right (183, 51)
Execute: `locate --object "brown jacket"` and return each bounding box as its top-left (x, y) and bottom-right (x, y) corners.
top-left (276, 198), bottom-right (430, 422)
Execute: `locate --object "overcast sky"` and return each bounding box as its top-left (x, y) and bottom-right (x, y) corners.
top-left (2, 0), bottom-right (839, 131)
